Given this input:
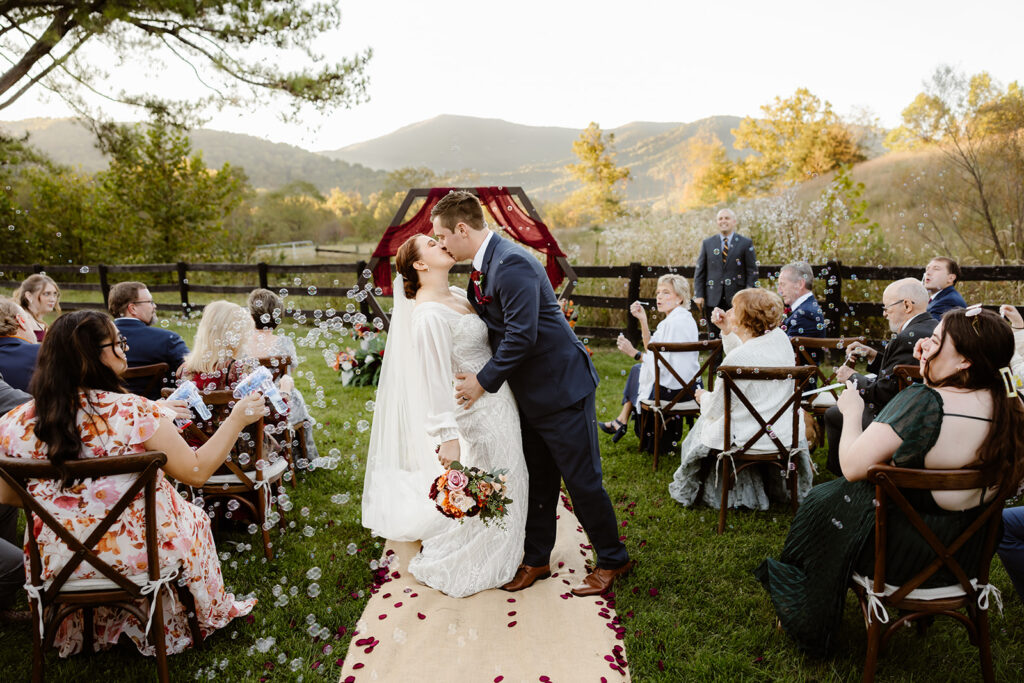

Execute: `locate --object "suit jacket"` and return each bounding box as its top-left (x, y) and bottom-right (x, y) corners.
top-left (0, 336), bottom-right (39, 392)
top-left (853, 312), bottom-right (937, 414)
top-left (927, 286), bottom-right (967, 321)
top-left (469, 236), bottom-right (598, 419)
top-left (0, 371), bottom-right (30, 415)
top-left (115, 317), bottom-right (189, 398)
top-left (694, 233), bottom-right (758, 308)
top-left (782, 295), bottom-right (826, 339)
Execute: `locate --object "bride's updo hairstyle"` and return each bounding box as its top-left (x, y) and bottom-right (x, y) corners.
top-left (924, 307), bottom-right (1024, 488)
top-left (395, 235), bottom-right (423, 299)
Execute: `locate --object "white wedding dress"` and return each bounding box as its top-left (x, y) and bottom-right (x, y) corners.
top-left (362, 282), bottom-right (527, 598)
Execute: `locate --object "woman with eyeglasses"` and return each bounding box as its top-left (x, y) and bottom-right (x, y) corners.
top-left (756, 307), bottom-right (1024, 658)
top-left (0, 310), bottom-right (264, 657)
top-left (13, 274), bottom-right (60, 342)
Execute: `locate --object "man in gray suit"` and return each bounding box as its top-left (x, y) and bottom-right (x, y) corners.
top-left (693, 209), bottom-right (758, 338)
top-left (0, 372), bottom-right (30, 625)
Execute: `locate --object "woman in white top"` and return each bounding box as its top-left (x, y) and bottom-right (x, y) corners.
top-left (669, 287), bottom-right (813, 510)
top-left (599, 274), bottom-right (699, 445)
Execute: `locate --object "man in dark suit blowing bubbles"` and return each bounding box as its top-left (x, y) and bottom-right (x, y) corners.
top-left (693, 209), bottom-right (759, 338)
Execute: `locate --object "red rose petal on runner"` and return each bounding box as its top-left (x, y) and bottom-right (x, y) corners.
top-left (353, 663), bottom-right (364, 669)
top-left (494, 678), bottom-right (504, 682)
top-left (394, 601), bottom-right (402, 608)
top-left (417, 612), bottom-right (426, 620)
top-left (507, 611), bottom-right (516, 616)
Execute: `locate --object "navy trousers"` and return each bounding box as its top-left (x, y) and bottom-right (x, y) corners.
top-left (0, 504), bottom-right (22, 610)
top-left (998, 506), bottom-right (1024, 604)
top-left (520, 392), bottom-right (629, 570)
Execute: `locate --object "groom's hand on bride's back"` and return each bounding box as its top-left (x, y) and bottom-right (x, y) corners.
top-left (454, 372), bottom-right (485, 409)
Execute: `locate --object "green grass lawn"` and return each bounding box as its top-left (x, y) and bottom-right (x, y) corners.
top-left (1, 330), bottom-right (1022, 682)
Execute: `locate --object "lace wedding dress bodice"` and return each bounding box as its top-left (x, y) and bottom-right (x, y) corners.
top-left (405, 302), bottom-right (527, 598)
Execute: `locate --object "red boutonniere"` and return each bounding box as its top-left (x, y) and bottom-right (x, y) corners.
top-left (470, 270), bottom-right (492, 305)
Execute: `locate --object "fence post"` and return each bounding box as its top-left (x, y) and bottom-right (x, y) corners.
top-left (258, 262), bottom-right (269, 290)
top-left (98, 264), bottom-right (110, 307)
top-left (626, 261), bottom-right (642, 344)
top-left (356, 260), bottom-right (370, 318)
top-left (824, 259), bottom-right (843, 337)
top-left (177, 262), bottom-right (191, 317)
top-left (32, 263), bottom-right (43, 274)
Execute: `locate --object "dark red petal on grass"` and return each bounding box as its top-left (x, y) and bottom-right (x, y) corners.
top-left (311, 661), bottom-right (322, 670)
top-left (649, 588), bottom-right (659, 597)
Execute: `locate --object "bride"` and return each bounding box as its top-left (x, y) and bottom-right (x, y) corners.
top-left (361, 234), bottom-right (528, 598)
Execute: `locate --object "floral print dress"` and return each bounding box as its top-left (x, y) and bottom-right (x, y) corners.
top-left (0, 390), bottom-right (256, 657)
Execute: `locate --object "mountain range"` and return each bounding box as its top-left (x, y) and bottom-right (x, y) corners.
top-left (2, 114), bottom-right (751, 203)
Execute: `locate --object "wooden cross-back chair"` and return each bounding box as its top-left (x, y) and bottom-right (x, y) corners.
top-left (162, 389), bottom-right (287, 560)
top-left (0, 452), bottom-right (201, 683)
top-left (254, 355), bottom-right (300, 486)
top-left (789, 336), bottom-right (867, 411)
top-left (894, 363), bottom-right (923, 392)
top-left (122, 362), bottom-right (170, 400)
top-left (712, 365), bottom-right (817, 534)
top-left (639, 340), bottom-right (723, 471)
top-left (850, 464), bottom-right (1009, 683)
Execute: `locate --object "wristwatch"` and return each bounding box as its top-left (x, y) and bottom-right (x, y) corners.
top-left (634, 351), bottom-right (642, 361)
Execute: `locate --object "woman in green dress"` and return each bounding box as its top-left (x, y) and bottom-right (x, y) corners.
top-left (755, 307), bottom-right (1024, 657)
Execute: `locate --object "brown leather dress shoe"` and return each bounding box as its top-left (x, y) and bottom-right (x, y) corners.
top-left (501, 564), bottom-right (551, 592)
top-left (570, 560), bottom-right (636, 597)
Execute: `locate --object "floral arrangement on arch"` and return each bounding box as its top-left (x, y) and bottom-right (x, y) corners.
top-left (559, 298), bottom-right (593, 357)
top-left (429, 460), bottom-right (512, 528)
top-left (330, 323), bottom-right (386, 387)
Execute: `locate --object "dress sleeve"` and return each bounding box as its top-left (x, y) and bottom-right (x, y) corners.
top-left (413, 309), bottom-right (460, 444)
top-left (122, 394), bottom-right (164, 446)
top-left (1011, 329), bottom-right (1024, 379)
top-left (874, 383), bottom-right (943, 467)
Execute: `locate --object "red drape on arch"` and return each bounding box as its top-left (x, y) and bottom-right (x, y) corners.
top-left (370, 187), bottom-right (567, 296)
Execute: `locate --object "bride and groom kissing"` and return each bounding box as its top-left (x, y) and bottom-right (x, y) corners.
top-left (362, 191), bottom-right (634, 599)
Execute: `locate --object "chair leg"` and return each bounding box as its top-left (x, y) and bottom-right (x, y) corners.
top-left (788, 467), bottom-right (799, 514)
top-left (30, 600), bottom-right (44, 683)
top-left (637, 412), bottom-right (646, 454)
top-left (257, 488), bottom-right (274, 560)
top-left (652, 419), bottom-right (661, 471)
top-left (717, 463), bottom-right (731, 534)
top-left (977, 608), bottom-right (994, 683)
top-left (862, 618), bottom-right (882, 683)
top-left (83, 606), bottom-right (94, 654)
top-left (151, 589), bottom-right (170, 683)
top-left (178, 583), bottom-right (203, 650)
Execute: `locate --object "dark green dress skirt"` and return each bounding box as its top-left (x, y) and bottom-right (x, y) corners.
top-left (754, 384), bottom-right (986, 657)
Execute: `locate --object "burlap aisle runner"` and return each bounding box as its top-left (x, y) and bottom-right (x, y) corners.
top-left (339, 498), bottom-right (630, 682)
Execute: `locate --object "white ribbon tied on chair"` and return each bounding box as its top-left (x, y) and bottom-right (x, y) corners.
top-left (974, 581), bottom-right (1003, 613)
top-left (23, 582), bottom-right (46, 640)
top-left (713, 448), bottom-right (739, 488)
top-left (253, 477), bottom-right (274, 514)
top-left (865, 586), bottom-right (890, 624)
top-left (140, 568), bottom-right (181, 637)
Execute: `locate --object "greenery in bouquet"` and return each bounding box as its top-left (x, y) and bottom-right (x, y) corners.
top-left (330, 324), bottom-right (386, 387)
top-left (428, 460), bottom-right (513, 528)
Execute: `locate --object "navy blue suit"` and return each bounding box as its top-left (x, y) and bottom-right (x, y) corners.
top-left (115, 317), bottom-right (189, 399)
top-left (469, 235), bottom-right (628, 569)
top-left (0, 336), bottom-right (39, 392)
top-left (927, 286), bottom-right (967, 321)
top-left (782, 295), bottom-right (826, 338)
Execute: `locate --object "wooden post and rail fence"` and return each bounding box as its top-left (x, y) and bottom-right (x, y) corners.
top-left (2, 260), bottom-right (1022, 344)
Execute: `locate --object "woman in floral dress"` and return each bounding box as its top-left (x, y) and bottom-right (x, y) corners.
top-left (0, 311), bottom-right (265, 657)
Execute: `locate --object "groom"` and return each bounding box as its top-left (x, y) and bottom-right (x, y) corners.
top-left (432, 191), bottom-right (633, 597)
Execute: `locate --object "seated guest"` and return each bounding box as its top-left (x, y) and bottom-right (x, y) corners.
top-left (668, 288), bottom-right (812, 510)
top-left (824, 279), bottom-right (936, 475)
top-left (0, 373), bottom-right (30, 625)
top-left (109, 281), bottom-right (189, 399)
top-left (777, 261), bottom-right (825, 338)
top-left (600, 275), bottom-right (699, 448)
top-left (242, 288), bottom-right (319, 459)
top-left (13, 273), bottom-right (60, 342)
top-left (923, 256), bottom-right (967, 321)
top-left (0, 311), bottom-right (262, 656)
top-left (0, 299), bottom-right (40, 392)
top-left (756, 308), bottom-right (1024, 657)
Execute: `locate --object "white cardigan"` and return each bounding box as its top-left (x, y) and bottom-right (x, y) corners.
top-left (699, 327), bottom-right (802, 451)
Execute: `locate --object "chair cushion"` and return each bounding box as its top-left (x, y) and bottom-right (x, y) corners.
top-left (205, 456), bottom-right (289, 485)
top-left (811, 392), bottom-right (837, 407)
top-left (59, 563), bottom-right (183, 593)
top-left (640, 399), bottom-right (700, 413)
top-left (851, 572), bottom-right (969, 601)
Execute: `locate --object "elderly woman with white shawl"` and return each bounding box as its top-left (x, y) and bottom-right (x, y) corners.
top-left (669, 287), bottom-right (813, 509)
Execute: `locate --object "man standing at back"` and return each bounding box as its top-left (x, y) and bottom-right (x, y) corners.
top-left (693, 208), bottom-right (758, 337)
top-left (923, 256), bottom-right (967, 321)
top-left (109, 281), bottom-right (189, 399)
top-left (432, 191), bottom-right (632, 597)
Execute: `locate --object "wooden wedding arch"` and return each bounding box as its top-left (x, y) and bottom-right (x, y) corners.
top-left (357, 187), bottom-right (578, 329)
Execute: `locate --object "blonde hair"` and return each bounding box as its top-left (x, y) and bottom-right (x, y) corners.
top-left (0, 298), bottom-right (22, 336)
top-left (181, 301), bottom-right (255, 374)
top-left (657, 274), bottom-right (691, 303)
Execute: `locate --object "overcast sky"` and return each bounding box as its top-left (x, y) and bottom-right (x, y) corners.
top-left (3, 0), bottom-right (1022, 152)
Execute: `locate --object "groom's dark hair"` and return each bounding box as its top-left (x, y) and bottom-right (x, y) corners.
top-left (431, 190), bottom-right (485, 231)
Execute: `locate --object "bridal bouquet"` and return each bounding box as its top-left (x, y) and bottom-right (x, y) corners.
top-left (330, 329), bottom-right (386, 387)
top-left (429, 461), bottom-right (512, 527)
